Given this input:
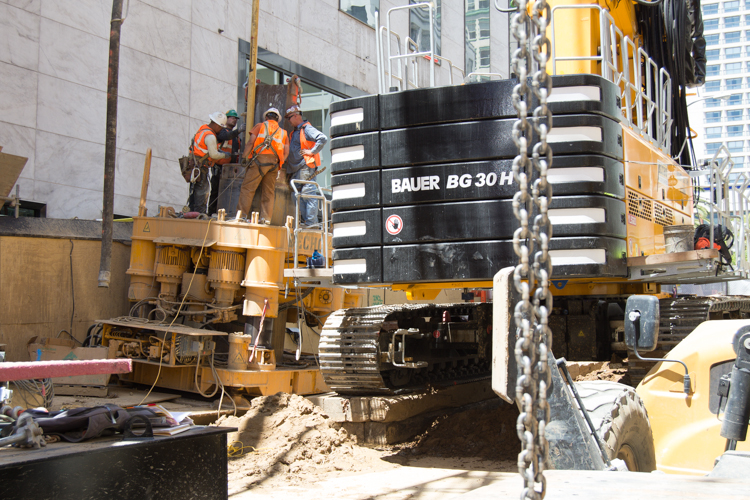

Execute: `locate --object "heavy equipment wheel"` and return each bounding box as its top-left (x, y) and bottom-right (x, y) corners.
top-left (575, 381), bottom-right (656, 472)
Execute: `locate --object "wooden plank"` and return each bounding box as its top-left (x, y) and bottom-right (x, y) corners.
top-left (50, 386), bottom-right (180, 411)
top-left (0, 151), bottom-right (27, 198)
top-left (54, 385), bottom-right (109, 397)
top-left (628, 249), bottom-right (718, 267)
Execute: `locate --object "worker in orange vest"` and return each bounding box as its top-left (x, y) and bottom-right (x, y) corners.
top-left (284, 105), bottom-right (328, 227)
top-left (238, 108), bottom-right (289, 224)
top-left (188, 111), bottom-right (230, 213)
top-left (208, 109), bottom-right (244, 215)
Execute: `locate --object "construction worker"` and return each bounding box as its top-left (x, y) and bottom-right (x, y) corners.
top-left (208, 109), bottom-right (244, 215)
top-left (188, 111), bottom-right (230, 213)
top-left (284, 105), bottom-right (328, 227)
top-left (238, 108), bottom-right (289, 223)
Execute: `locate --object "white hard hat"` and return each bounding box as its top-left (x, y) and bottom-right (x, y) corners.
top-left (209, 111), bottom-right (227, 127)
top-left (264, 107), bottom-right (281, 120)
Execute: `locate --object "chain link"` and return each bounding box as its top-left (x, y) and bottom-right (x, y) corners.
top-left (511, 1), bottom-right (554, 499)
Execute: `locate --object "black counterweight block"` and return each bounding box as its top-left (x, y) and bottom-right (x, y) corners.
top-left (330, 132), bottom-right (380, 174)
top-left (380, 236), bottom-right (626, 283)
top-left (379, 114), bottom-right (623, 168)
top-left (377, 195), bottom-right (626, 245)
top-left (332, 246), bottom-right (382, 284)
top-left (331, 170), bottom-right (381, 211)
top-left (378, 154), bottom-right (624, 207)
top-left (331, 208), bottom-right (382, 248)
top-left (329, 95), bottom-right (380, 138)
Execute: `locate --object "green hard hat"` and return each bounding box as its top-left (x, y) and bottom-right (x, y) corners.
top-left (225, 109), bottom-right (239, 118)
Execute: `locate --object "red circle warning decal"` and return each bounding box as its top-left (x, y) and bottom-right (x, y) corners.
top-left (385, 215), bottom-right (403, 235)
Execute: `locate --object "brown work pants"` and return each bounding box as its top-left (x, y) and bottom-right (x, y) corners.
top-left (238, 155), bottom-right (279, 220)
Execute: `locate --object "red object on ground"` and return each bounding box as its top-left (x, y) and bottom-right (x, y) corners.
top-left (182, 211), bottom-right (201, 219)
top-left (0, 359), bottom-right (132, 382)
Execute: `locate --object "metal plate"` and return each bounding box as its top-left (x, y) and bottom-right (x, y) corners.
top-left (329, 94), bottom-right (379, 138)
top-left (329, 131), bottom-right (380, 174)
top-left (331, 208), bottom-right (382, 247)
top-left (331, 169), bottom-right (381, 210)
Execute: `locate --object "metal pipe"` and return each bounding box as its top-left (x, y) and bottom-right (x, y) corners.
top-left (244, 0), bottom-right (260, 148)
top-left (138, 148), bottom-right (152, 217)
top-left (98, 0), bottom-right (124, 288)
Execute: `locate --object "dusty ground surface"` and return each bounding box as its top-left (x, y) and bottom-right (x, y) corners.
top-left (574, 361), bottom-right (631, 385)
top-left (213, 393), bottom-right (519, 497)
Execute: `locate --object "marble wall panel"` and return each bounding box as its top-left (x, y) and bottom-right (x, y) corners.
top-left (114, 148), bottom-right (148, 198)
top-left (40, 0), bottom-right (111, 39)
top-left (116, 97), bottom-right (191, 162)
top-left (38, 18), bottom-right (109, 92)
top-left (0, 62), bottom-right (38, 129)
top-left (298, 36), bottom-right (339, 82)
top-left (189, 71), bottom-right (238, 122)
top-left (113, 193), bottom-right (141, 217)
top-left (120, 0), bottom-right (192, 69)
top-left (118, 47), bottom-right (190, 115)
top-left (192, 0), bottom-right (227, 34)
top-left (34, 131), bottom-right (104, 191)
top-left (0, 121), bottom-right (36, 179)
top-left (259, 0), bottom-right (298, 27)
top-left (146, 156), bottom-right (189, 210)
top-left (36, 74), bottom-right (106, 143)
top-left (223, 0), bottom-right (254, 43)
top-left (257, 15), bottom-right (299, 64)
top-left (34, 179), bottom-right (102, 219)
top-left (299, 1), bottom-right (338, 48)
top-left (3, 0), bottom-right (41, 14)
top-left (0, 3), bottom-right (40, 71)
top-left (11, 177), bottom-right (35, 202)
top-left (191, 25), bottom-right (237, 85)
top-left (139, 0), bottom-right (191, 22)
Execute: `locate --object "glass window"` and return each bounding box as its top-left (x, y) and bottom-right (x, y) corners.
top-left (465, 0), bottom-right (490, 74)
top-left (728, 94), bottom-right (743, 105)
top-left (706, 97), bottom-right (723, 107)
top-left (728, 109), bottom-right (743, 120)
top-left (706, 111), bottom-right (723, 123)
top-left (707, 64), bottom-right (721, 76)
top-left (706, 34), bottom-right (720, 45)
top-left (726, 47), bottom-right (742, 58)
top-left (727, 77), bottom-right (743, 89)
top-left (727, 140), bottom-right (744, 152)
top-left (725, 31), bottom-right (741, 43)
top-left (706, 49), bottom-right (720, 60)
top-left (705, 18), bottom-right (720, 30)
top-left (726, 62), bottom-right (742, 74)
top-left (705, 80), bottom-right (721, 92)
top-left (725, 16), bottom-right (741, 28)
top-left (725, 0), bottom-right (740, 11)
top-left (706, 143), bottom-right (722, 154)
top-left (703, 3), bottom-right (719, 14)
top-left (706, 126), bottom-right (723, 138)
top-left (410, 0), bottom-right (441, 56)
top-left (340, 0), bottom-right (379, 28)
top-left (727, 125), bottom-right (744, 136)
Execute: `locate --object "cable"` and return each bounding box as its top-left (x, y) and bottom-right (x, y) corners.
top-left (137, 219), bottom-right (213, 406)
top-left (56, 329), bottom-right (82, 346)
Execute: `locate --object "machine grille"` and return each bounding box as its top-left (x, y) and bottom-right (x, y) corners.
top-left (627, 191), bottom-right (653, 221)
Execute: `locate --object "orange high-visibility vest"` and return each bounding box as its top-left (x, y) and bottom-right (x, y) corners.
top-left (190, 124), bottom-right (218, 167)
top-left (252, 120), bottom-right (286, 162)
top-left (216, 141), bottom-right (233, 165)
top-left (300, 123), bottom-right (321, 168)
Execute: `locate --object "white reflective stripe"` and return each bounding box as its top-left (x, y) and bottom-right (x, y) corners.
top-left (332, 183), bottom-right (366, 200)
top-left (548, 167), bottom-right (604, 184)
top-left (331, 108), bottom-right (364, 127)
top-left (333, 221), bottom-right (367, 238)
top-left (548, 208), bottom-right (606, 225)
top-left (333, 259), bottom-right (367, 274)
top-left (547, 86), bottom-right (601, 103)
top-left (549, 249), bottom-right (607, 265)
top-left (331, 145), bottom-right (365, 164)
top-left (547, 127), bottom-right (602, 143)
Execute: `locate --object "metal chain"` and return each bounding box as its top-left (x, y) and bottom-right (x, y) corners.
top-left (510, 1), bottom-right (554, 499)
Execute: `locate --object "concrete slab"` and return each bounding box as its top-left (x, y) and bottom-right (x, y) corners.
top-left (307, 381), bottom-right (500, 445)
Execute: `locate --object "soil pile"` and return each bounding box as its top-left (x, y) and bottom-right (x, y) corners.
top-left (215, 393), bottom-right (390, 495)
top-left (403, 399), bottom-right (520, 464)
top-left (575, 362), bottom-right (631, 385)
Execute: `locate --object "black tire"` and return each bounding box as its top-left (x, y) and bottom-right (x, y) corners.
top-left (575, 381), bottom-right (657, 472)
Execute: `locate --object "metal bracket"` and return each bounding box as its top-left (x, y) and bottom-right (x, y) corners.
top-left (388, 329), bottom-right (428, 369)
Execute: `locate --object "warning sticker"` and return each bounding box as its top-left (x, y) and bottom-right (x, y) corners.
top-left (628, 214), bottom-right (637, 226)
top-left (385, 215), bottom-right (403, 235)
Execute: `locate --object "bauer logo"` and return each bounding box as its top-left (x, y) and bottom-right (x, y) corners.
top-left (390, 172), bottom-right (513, 193)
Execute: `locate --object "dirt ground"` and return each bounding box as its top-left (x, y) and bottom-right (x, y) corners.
top-left (213, 393), bottom-right (520, 497)
top-left (574, 361), bottom-right (631, 385)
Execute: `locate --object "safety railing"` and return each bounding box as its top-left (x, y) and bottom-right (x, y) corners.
top-left (693, 146), bottom-right (750, 279)
top-left (290, 179), bottom-right (330, 271)
top-left (549, 5), bottom-right (672, 155)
